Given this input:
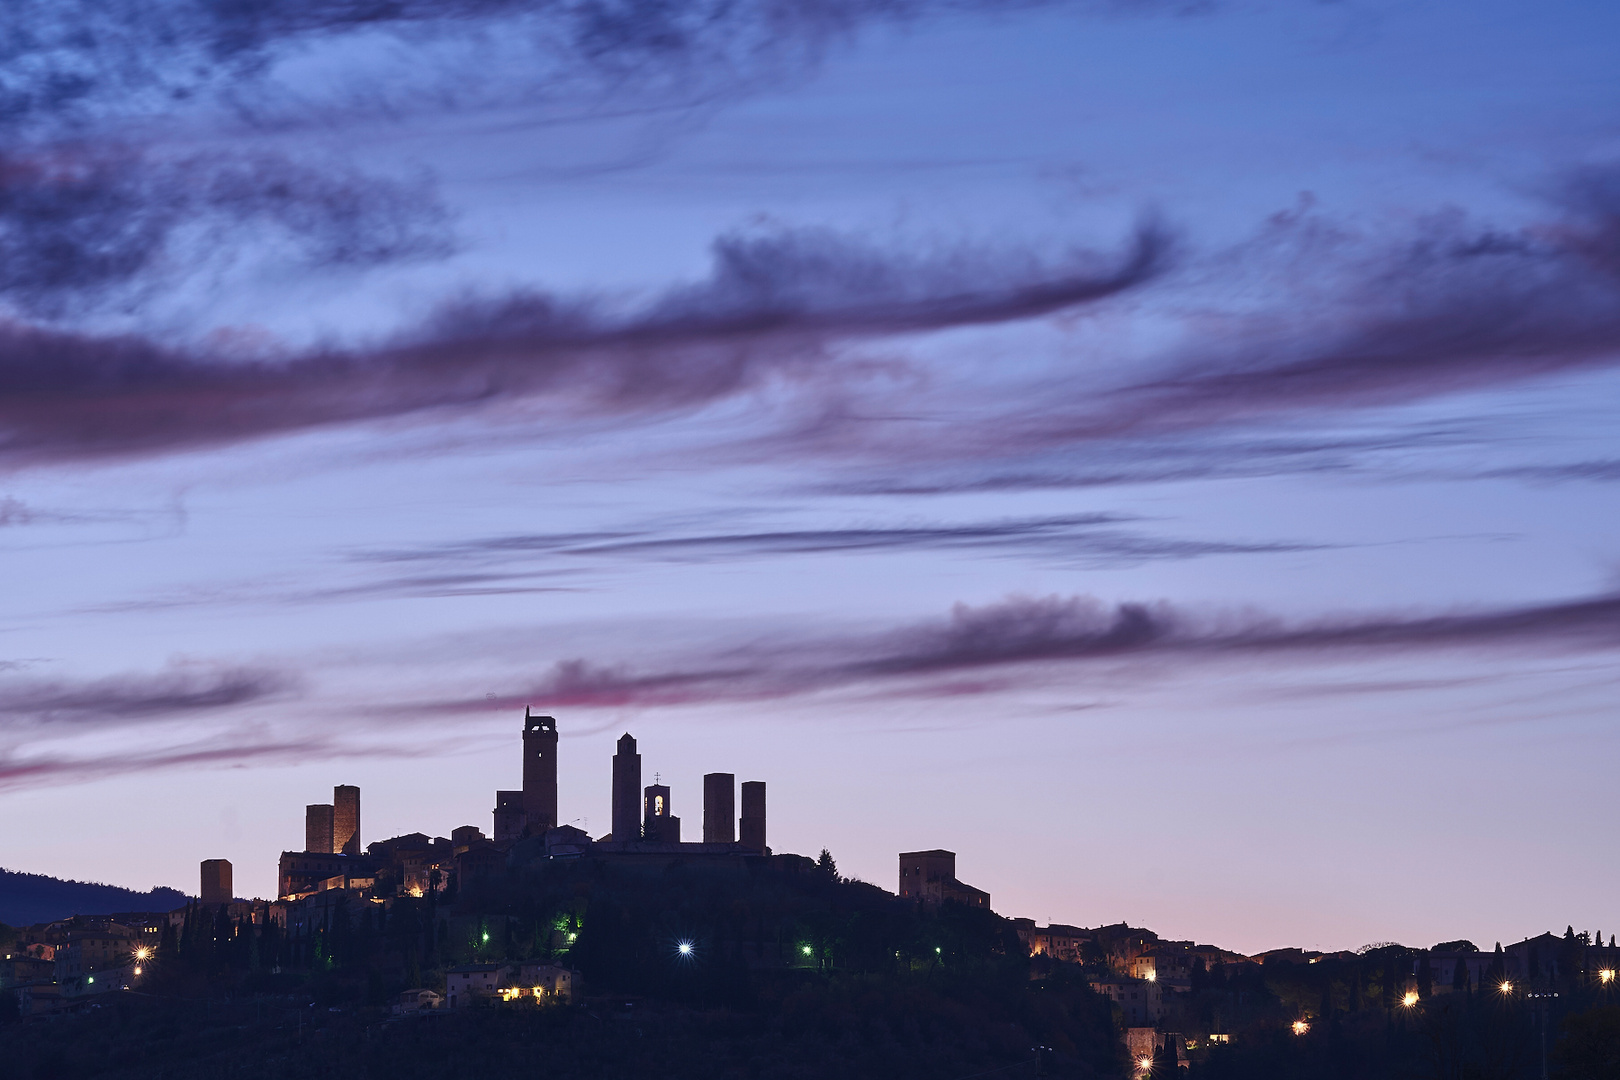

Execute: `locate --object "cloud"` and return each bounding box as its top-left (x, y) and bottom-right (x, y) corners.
top-left (777, 175), bottom-right (1620, 491)
top-left (0, 665), bottom-right (294, 728)
top-left (0, 144), bottom-right (452, 317)
top-left (1009, 178), bottom-right (1620, 448)
top-left (0, 737), bottom-right (331, 791)
top-left (356, 511), bottom-right (1318, 572)
top-left (424, 590), bottom-right (1620, 711)
top-left (0, 221), bottom-right (1169, 462)
top-left (0, 1), bottom-right (1161, 139)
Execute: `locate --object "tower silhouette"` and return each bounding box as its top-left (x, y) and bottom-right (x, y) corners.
top-left (522, 709), bottom-right (558, 833)
top-left (611, 732), bottom-right (642, 840)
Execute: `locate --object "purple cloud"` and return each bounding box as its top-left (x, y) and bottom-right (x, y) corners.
top-left (0, 222), bottom-right (1168, 462)
top-left (0, 665), bottom-right (294, 727)
top-left (426, 590), bottom-right (1620, 711)
top-left (0, 144), bottom-right (451, 317)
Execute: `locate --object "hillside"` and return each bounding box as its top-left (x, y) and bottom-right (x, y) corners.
top-left (0, 868), bottom-right (188, 927)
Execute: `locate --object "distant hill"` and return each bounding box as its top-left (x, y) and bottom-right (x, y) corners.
top-left (0, 868), bottom-right (188, 927)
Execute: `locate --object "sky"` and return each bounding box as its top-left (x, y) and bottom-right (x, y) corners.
top-left (1, 0), bottom-right (1618, 956)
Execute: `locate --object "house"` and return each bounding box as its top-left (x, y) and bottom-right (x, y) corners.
top-left (510, 961), bottom-right (576, 1003)
top-left (392, 988), bottom-right (443, 1015)
top-left (1090, 975), bottom-right (1165, 1026)
top-left (445, 963), bottom-right (502, 1007)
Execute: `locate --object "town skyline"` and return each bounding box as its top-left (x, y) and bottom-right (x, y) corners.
top-left (1, 0), bottom-right (1617, 966)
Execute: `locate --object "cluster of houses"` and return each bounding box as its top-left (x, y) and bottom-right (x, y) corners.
top-left (0, 901), bottom-right (580, 1019)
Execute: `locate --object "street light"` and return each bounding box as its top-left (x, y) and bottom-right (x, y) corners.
top-left (1292, 1020), bottom-right (1309, 1035)
top-left (677, 941), bottom-right (693, 957)
top-left (1601, 969), bottom-right (1615, 984)
top-left (1402, 991), bottom-right (1419, 1008)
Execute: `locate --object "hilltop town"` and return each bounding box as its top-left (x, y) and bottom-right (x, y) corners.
top-left (3, 712), bottom-right (1617, 1078)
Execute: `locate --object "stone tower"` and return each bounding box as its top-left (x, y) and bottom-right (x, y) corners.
top-left (611, 733), bottom-right (642, 841)
top-left (740, 781), bottom-right (766, 852)
top-left (333, 784), bottom-right (360, 856)
top-left (703, 772), bottom-right (735, 843)
top-left (200, 859), bottom-right (233, 906)
top-left (305, 803), bottom-right (335, 853)
top-left (522, 709), bottom-right (559, 833)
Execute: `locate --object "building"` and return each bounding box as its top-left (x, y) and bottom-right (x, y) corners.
top-left (897, 850), bottom-right (991, 909)
top-left (200, 859), bottom-right (233, 906)
top-left (611, 733), bottom-right (642, 841)
top-left (54, 924), bottom-right (138, 992)
top-left (740, 781), bottom-right (767, 853)
top-left (334, 785), bottom-right (361, 856)
top-left (493, 790), bottom-right (525, 842)
top-left (704, 772), bottom-right (735, 843)
top-left (278, 850), bottom-right (364, 899)
top-left (643, 782), bottom-right (680, 843)
top-left (509, 961), bottom-right (577, 1003)
top-left (445, 963), bottom-right (503, 1007)
top-left (393, 988), bottom-right (443, 1015)
top-left (522, 709), bottom-right (559, 833)
top-left (1090, 975), bottom-right (1165, 1026)
top-left (305, 802), bottom-right (336, 854)
top-left (1015, 921), bottom-right (1094, 964)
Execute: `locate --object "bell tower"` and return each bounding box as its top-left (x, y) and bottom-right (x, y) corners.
top-left (522, 709), bottom-right (558, 833)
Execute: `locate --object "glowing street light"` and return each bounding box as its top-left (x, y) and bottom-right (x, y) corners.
top-left (677, 941), bottom-right (693, 957)
top-left (1601, 969), bottom-right (1616, 984)
top-left (133, 946), bottom-right (151, 962)
top-left (801, 945), bottom-right (813, 956)
top-left (1402, 991), bottom-right (1419, 1007)
top-left (1137, 1056), bottom-right (1153, 1073)
top-left (1499, 980), bottom-right (1513, 995)
top-left (1292, 1020), bottom-right (1309, 1035)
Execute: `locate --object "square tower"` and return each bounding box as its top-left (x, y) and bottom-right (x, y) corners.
top-left (739, 781), bottom-right (766, 852)
top-left (703, 773), bottom-right (735, 843)
top-left (305, 803), bottom-right (335, 853)
top-left (611, 733), bottom-right (642, 841)
top-left (333, 785), bottom-right (360, 856)
top-left (200, 859), bottom-right (233, 906)
top-left (493, 790), bottom-right (526, 842)
top-left (522, 709), bottom-right (559, 833)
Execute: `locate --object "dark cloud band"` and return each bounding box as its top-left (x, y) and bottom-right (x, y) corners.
top-left (0, 222), bottom-right (1168, 462)
top-left (439, 590), bottom-right (1620, 710)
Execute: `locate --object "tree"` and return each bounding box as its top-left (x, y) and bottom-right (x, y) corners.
top-left (1552, 1005), bottom-right (1620, 1080)
top-left (816, 848), bottom-right (838, 881)
top-left (1452, 955), bottom-right (1470, 993)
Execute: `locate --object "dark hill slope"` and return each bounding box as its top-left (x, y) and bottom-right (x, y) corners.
top-left (0, 867), bottom-right (187, 926)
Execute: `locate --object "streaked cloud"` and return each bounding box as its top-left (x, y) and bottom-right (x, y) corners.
top-left (0, 222), bottom-right (1168, 462)
top-left (0, 664), bottom-right (294, 728)
top-left (427, 590), bottom-right (1620, 711)
top-left (0, 145), bottom-right (452, 317)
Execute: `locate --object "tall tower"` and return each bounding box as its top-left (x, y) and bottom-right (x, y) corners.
top-left (333, 785), bottom-right (360, 856)
top-left (740, 781), bottom-right (766, 853)
top-left (200, 859), bottom-right (233, 906)
top-left (305, 803), bottom-right (335, 853)
top-left (703, 773), bottom-right (735, 843)
top-left (522, 709), bottom-right (559, 834)
top-left (611, 733), bottom-right (642, 841)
